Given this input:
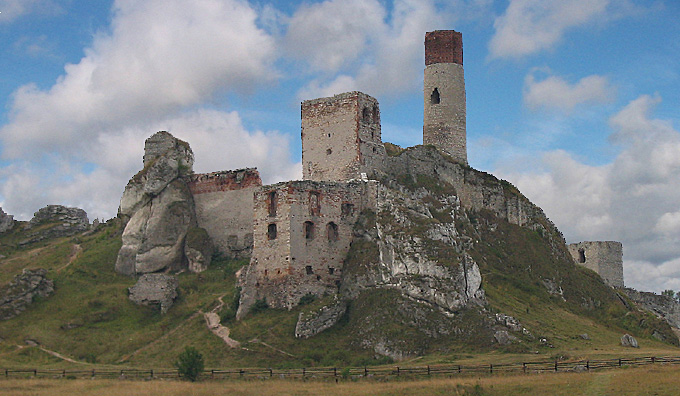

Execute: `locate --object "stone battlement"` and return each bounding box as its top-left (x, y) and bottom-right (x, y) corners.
top-left (187, 168), bottom-right (261, 195)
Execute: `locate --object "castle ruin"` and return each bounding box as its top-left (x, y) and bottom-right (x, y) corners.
top-left (568, 241), bottom-right (624, 288)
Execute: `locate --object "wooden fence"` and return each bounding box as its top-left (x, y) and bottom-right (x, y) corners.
top-left (3, 356), bottom-right (680, 380)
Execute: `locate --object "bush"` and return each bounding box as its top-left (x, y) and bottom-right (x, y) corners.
top-left (175, 347), bottom-right (204, 382)
top-left (250, 298), bottom-right (269, 314)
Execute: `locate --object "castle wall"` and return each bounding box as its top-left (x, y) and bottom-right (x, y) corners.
top-left (187, 169), bottom-right (261, 258)
top-left (568, 241), bottom-right (624, 288)
top-left (423, 30), bottom-right (467, 165)
top-left (240, 180), bottom-right (378, 312)
top-left (302, 92), bottom-right (385, 181)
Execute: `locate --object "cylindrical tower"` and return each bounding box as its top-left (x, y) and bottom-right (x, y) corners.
top-left (423, 30), bottom-right (467, 164)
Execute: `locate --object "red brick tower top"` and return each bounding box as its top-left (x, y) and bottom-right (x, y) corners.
top-left (425, 30), bottom-right (463, 66)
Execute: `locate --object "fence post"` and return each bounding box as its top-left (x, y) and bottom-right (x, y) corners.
top-left (489, 364), bottom-right (493, 374)
top-left (586, 361), bottom-right (589, 371)
top-left (239, 369), bottom-right (244, 378)
top-left (554, 361), bottom-right (557, 372)
top-left (92, 369), bottom-right (95, 378)
top-left (458, 365), bottom-right (461, 374)
top-left (427, 365), bottom-right (430, 376)
top-left (302, 367), bottom-right (305, 378)
top-left (62, 369), bottom-right (65, 378)
top-left (270, 368), bottom-right (273, 377)
top-left (33, 369), bottom-right (37, 377)
top-left (619, 358), bottom-right (622, 367)
top-left (364, 367), bottom-right (368, 376)
top-left (652, 357), bottom-right (656, 364)
top-left (150, 369), bottom-right (154, 379)
top-left (333, 367), bottom-right (337, 377)
top-left (523, 363), bottom-right (526, 373)
top-left (396, 366), bottom-right (400, 376)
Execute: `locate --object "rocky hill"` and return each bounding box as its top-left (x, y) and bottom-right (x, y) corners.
top-left (0, 144), bottom-right (677, 368)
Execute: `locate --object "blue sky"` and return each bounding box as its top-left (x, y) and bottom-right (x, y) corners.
top-left (0, 0), bottom-right (679, 293)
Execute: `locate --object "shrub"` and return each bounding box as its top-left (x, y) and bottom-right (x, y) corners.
top-left (175, 347), bottom-right (204, 382)
top-left (250, 298), bottom-right (269, 314)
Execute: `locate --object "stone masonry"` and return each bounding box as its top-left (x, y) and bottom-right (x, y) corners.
top-left (423, 30), bottom-right (466, 165)
top-left (237, 179), bottom-right (378, 317)
top-left (568, 241), bottom-right (624, 288)
top-left (187, 169), bottom-right (262, 258)
top-left (302, 91), bottom-right (385, 181)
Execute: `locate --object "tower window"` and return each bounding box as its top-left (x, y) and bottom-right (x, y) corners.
top-left (306, 265), bottom-right (313, 275)
top-left (326, 148), bottom-right (332, 155)
top-left (267, 223), bottom-right (277, 240)
top-left (362, 107), bottom-right (371, 123)
top-left (268, 191), bottom-right (277, 217)
top-left (578, 248), bottom-right (586, 263)
top-left (327, 222), bottom-right (339, 242)
top-left (309, 191), bottom-right (321, 216)
top-left (372, 105), bottom-right (379, 123)
top-left (304, 221), bottom-right (315, 240)
top-left (431, 88), bottom-right (440, 105)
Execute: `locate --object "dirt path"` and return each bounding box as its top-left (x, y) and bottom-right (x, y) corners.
top-left (202, 295), bottom-right (241, 348)
top-left (38, 346), bottom-right (83, 364)
top-left (56, 244), bottom-right (82, 272)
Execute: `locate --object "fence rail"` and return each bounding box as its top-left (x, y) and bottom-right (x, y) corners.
top-left (3, 356), bottom-right (680, 381)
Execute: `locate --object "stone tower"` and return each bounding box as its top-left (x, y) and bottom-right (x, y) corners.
top-left (301, 91), bottom-right (385, 182)
top-left (423, 30), bottom-right (467, 164)
top-left (568, 241), bottom-right (624, 288)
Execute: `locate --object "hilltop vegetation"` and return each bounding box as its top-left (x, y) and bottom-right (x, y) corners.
top-left (0, 151), bottom-right (677, 369)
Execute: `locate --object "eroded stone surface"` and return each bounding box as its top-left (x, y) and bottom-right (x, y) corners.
top-left (128, 274), bottom-right (178, 314)
top-left (0, 207), bottom-right (14, 234)
top-left (0, 269), bottom-right (54, 320)
top-left (20, 205), bottom-right (89, 245)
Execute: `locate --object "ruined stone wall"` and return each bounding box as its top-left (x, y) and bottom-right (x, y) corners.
top-left (568, 241), bottom-right (624, 288)
top-left (239, 180), bottom-right (378, 314)
top-left (423, 31), bottom-right (467, 165)
top-left (302, 92), bottom-right (385, 182)
top-left (623, 288), bottom-right (680, 328)
top-left (187, 169), bottom-right (261, 258)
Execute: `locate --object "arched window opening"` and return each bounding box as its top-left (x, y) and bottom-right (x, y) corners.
top-left (304, 221), bottom-right (315, 240)
top-left (327, 222), bottom-right (339, 242)
top-left (268, 191), bottom-right (277, 217)
top-left (362, 107), bottom-right (371, 123)
top-left (578, 248), bottom-right (586, 263)
top-left (267, 223), bottom-right (277, 240)
top-left (431, 88), bottom-right (440, 105)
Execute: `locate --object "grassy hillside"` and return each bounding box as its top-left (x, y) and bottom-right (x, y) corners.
top-left (0, 190), bottom-right (678, 370)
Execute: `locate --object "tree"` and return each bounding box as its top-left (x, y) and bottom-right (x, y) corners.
top-left (662, 289), bottom-right (675, 298)
top-left (175, 346), bottom-right (204, 382)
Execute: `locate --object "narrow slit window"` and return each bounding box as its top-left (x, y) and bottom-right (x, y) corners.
top-left (431, 88), bottom-right (440, 104)
top-left (268, 191), bottom-right (277, 217)
top-left (362, 107), bottom-right (371, 123)
top-left (306, 265), bottom-right (313, 275)
top-left (304, 221), bottom-right (315, 240)
top-left (578, 248), bottom-right (586, 263)
top-left (309, 191), bottom-right (321, 216)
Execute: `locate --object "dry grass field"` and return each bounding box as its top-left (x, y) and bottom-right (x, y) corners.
top-left (1, 363), bottom-right (679, 396)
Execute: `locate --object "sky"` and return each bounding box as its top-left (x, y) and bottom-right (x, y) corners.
top-left (0, 0), bottom-right (678, 293)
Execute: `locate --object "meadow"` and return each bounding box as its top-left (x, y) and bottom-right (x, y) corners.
top-left (1, 363), bottom-right (679, 396)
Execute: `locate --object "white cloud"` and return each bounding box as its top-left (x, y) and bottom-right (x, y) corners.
top-left (0, 0), bottom-right (62, 23)
top-left (524, 70), bottom-right (614, 112)
top-left (0, 109), bottom-right (300, 221)
top-left (289, 0), bottom-right (469, 100)
top-left (489, 0), bottom-right (610, 59)
top-left (0, 0), bottom-right (277, 160)
top-left (0, 0), bottom-right (304, 221)
top-left (497, 94), bottom-right (680, 292)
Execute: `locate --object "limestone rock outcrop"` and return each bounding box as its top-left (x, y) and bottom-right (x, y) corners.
top-left (115, 131), bottom-right (202, 276)
top-left (621, 333), bottom-right (639, 348)
top-left (623, 288), bottom-right (680, 328)
top-left (0, 269), bottom-right (54, 320)
top-left (20, 205), bottom-right (89, 245)
top-left (0, 207), bottom-right (14, 233)
top-left (128, 274), bottom-right (178, 313)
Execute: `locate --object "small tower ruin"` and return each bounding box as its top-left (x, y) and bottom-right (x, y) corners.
top-left (301, 92), bottom-right (385, 181)
top-left (423, 30), bottom-right (467, 164)
top-left (568, 241), bottom-right (624, 288)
